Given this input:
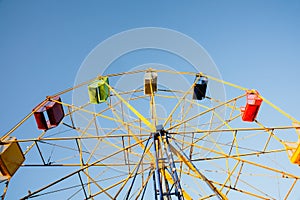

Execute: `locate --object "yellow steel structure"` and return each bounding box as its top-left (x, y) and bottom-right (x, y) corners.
top-left (1, 68), bottom-right (300, 199)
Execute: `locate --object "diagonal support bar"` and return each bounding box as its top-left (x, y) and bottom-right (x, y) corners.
top-left (169, 142), bottom-right (228, 200)
top-left (104, 81), bottom-right (155, 132)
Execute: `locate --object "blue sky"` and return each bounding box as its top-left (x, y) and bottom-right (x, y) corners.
top-left (1, 0), bottom-right (300, 199)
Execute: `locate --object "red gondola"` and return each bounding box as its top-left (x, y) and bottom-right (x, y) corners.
top-left (240, 91), bottom-right (263, 122)
top-left (33, 96), bottom-right (64, 130)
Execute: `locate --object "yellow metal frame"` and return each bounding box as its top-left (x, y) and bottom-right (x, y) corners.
top-left (1, 68), bottom-right (300, 199)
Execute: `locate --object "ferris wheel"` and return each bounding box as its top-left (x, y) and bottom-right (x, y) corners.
top-left (1, 68), bottom-right (300, 199)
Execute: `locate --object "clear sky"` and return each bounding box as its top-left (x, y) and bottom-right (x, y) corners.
top-left (0, 0), bottom-right (300, 199)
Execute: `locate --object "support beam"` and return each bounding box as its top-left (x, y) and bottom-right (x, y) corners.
top-left (170, 142), bottom-right (228, 200)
